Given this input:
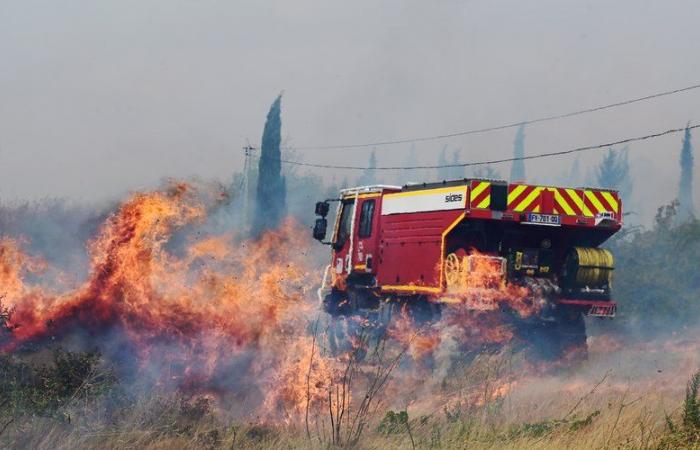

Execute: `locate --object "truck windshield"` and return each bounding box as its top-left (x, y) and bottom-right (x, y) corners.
top-left (335, 199), bottom-right (355, 248)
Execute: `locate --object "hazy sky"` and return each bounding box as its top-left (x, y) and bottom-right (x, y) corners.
top-left (1, 0), bottom-right (699, 221)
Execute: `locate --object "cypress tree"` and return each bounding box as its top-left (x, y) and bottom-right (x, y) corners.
top-left (436, 145), bottom-right (450, 180)
top-left (510, 124), bottom-right (526, 181)
top-left (678, 125), bottom-right (695, 221)
top-left (451, 149), bottom-right (465, 179)
top-left (254, 95), bottom-right (286, 233)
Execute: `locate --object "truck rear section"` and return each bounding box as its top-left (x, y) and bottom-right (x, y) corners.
top-left (312, 178), bottom-right (622, 358)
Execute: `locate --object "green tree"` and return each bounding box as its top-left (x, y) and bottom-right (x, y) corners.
top-left (595, 147), bottom-right (632, 201)
top-left (472, 164), bottom-right (501, 179)
top-left (510, 124), bottom-right (526, 181)
top-left (450, 149), bottom-right (465, 179)
top-left (254, 95), bottom-right (286, 233)
top-left (605, 202), bottom-right (700, 333)
top-left (678, 125), bottom-right (695, 222)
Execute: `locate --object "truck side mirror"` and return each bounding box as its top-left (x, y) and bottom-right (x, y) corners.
top-left (313, 218), bottom-right (328, 241)
top-left (315, 201), bottom-right (330, 217)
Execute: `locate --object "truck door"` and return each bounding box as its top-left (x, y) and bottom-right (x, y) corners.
top-left (332, 198), bottom-right (356, 279)
top-left (353, 197), bottom-right (380, 273)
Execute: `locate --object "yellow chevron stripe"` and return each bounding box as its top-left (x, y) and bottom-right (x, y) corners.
top-left (513, 187), bottom-right (543, 212)
top-left (585, 190), bottom-right (606, 213)
top-left (476, 194), bottom-right (491, 209)
top-left (601, 191), bottom-right (619, 212)
top-left (470, 181), bottom-right (489, 200)
top-left (532, 204), bottom-right (541, 213)
top-left (553, 189), bottom-right (576, 216)
top-left (507, 184), bottom-right (528, 204)
top-left (566, 189), bottom-right (593, 217)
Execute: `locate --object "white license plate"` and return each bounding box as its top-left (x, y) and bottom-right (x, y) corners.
top-left (525, 213), bottom-right (561, 226)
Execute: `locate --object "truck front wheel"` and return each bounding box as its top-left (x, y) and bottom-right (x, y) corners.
top-left (322, 288), bottom-right (351, 317)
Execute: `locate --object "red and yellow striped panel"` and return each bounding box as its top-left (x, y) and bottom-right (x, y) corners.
top-left (470, 181), bottom-right (491, 209)
top-left (583, 189), bottom-right (620, 216)
top-left (553, 188), bottom-right (587, 216)
top-left (507, 185), bottom-right (619, 217)
top-left (507, 184), bottom-right (543, 212)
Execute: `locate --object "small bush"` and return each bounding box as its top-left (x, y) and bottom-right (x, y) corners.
top-left (568, 410), bottom-right (600, 432)
top-left (243, 423), bottom-right (276, 442)
top-left (378, 410), bottom-right (409, 435)
top-left (511, 419), bottom-right (561, 439)
top-left (508, 410), bottom-right (600, 439)
top-left (0, 300), bottom-right (13, 347)
top-left (683, 372), bottom-right (700, 430)
top-left (0, 349), bottom-right (115, 416)
top-left (660, 371), bottom-right (700, 448)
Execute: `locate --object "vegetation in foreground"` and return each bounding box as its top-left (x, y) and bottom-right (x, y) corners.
top-left (1, 338), bottom-right (700, 450)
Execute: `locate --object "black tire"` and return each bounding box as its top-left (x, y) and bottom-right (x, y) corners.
top-left (515, 311), bottom-right (588, 362)
top-left (322, 290), bottom-right (386, 359)
top-left (322, 288), bottom-right (351, 317)
top-left (409, 297), bottom-right (442, 325)
top-left (556, 311), bottom-right (588, 362)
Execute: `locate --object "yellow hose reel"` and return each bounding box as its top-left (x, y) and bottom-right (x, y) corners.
top-left (564, 247), bottom-right (614, 289)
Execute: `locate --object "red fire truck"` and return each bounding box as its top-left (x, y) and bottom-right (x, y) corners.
top-left (313, 178), bottom-right (621, 357)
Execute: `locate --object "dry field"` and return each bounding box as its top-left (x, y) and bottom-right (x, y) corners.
top-left (2, 328), bottom-right (700, 450)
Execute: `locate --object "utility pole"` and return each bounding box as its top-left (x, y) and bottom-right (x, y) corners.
top-left (242, 144), bottom-right (257, 228)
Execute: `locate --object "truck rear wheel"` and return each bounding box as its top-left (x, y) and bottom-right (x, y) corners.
top-left (515, 311), bottom-right (587, 362)
top-left (556, 311), bottom-right (588, 362)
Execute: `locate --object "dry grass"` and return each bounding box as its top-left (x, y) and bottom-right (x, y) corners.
top-left (0, 389), bottom-right (683, 449)
top-left (2, 331), bottom-right (698, 450)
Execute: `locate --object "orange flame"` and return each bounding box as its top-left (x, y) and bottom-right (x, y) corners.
top-left (0, 182), bottom-right (325, 420)
top-left (442, 249), bottom-right (537, 318)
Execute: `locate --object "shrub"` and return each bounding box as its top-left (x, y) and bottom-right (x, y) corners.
top-left (0, 349), bottom-right (115, 416)
top-left (0, 300), bottom-right (12, 347)
top-left (683, 372), bottom-right (700, 430)
top-left (378, 410), bottom-right (409, 435)
top-left (661, 371), bottom-right (700, 448)
top-left (606, 205), bottom-right (700, 333)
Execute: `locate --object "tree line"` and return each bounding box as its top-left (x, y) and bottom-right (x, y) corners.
top-left (246, 96), bottom-right (695, 234)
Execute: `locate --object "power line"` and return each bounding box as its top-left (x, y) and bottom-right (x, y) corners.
top-left (289, 82), bottom-right (700, 150)
top-left (260, 124), bottom-right (698, 171)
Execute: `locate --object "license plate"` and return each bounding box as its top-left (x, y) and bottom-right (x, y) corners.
top-left (525, 213), bottom-right (560, 226)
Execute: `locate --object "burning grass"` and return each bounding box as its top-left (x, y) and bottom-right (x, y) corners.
top-left (0, 183), bottom-right (323, 419)
top-left (1, 183), bottom-right (700, 449)
top-left (1, 337), bottom-right (699, 449)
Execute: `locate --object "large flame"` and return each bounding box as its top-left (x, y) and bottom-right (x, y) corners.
top-left (0, 182), bottom-right (324, 419)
